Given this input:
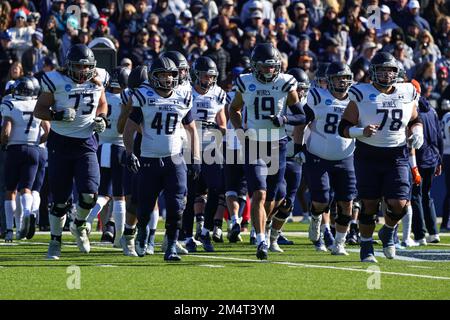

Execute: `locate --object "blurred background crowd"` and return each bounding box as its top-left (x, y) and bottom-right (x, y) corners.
top-left (0, 0), bottom-right (449, 117)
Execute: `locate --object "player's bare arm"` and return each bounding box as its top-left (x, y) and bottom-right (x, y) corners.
top-left (229, 91), bottom-right (244, 129)
top-left (123, 118), bottom-right (139, 155)
top-left (117, 97), bottom-right (133, 134)
top-left (338, 100), bottom-right (378, 138)
top-left (215, 107), bottom-right (227, 135)
top-left (39, 121), bottom-right (51, 144)
top-left (184, 120), bottom-right (201, 161)
top-left (1, 117), bottom-right (11, 146)
top-left (96, 88), bottom-right (108, 116)
top-left (33, 92), bottom-right (55, 121)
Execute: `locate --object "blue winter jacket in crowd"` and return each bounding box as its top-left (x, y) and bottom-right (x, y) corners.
top-left (416, 96), bottom-right (444, 168)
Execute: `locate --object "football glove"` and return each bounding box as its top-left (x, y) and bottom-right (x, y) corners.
top-left (126, 153), bottom-right (140, 174)
top-left (52, 108), bottom-right (76, 122)
top-left (187, 163), bottom-right (201, 180)
top-left (268, 115), bottom-right (287, 127)
top-left (411, 167), bottom-right (422, 186)
top-left (293, 151), bottom-right (306, 165)
top-left (93, 113), bottom-right (109, 133)
top-left (201, 121), bottom-right (220, 130)
top-left (408, 126), bottom-right (424, 149)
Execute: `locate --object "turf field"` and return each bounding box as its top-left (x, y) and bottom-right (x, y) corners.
top-left (0, 221), bottom-right (449, 300)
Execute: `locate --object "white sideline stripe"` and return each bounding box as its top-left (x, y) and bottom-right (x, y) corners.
top-left (11, 242), bottom-right (450, 281)
top-left (199, 264), bottom-right (224, 268)
top-left (408, 266), bottom-right (434, 269)
top-left (96, 264), bottom-right (117, 267)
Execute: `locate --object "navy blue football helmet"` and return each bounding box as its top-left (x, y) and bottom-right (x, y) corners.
top-left (110, 67), bottom-right (131, 89)
top-left (148, 57), bottom-right (179, 90)
top-left (160, 51), bottom-right (190, 85)
top-left (66, 44), bottom-right (96, 83)
top-left (12, 77), bottom-right (35, 100)
top-left (250, 43), bottom-right (281, 83)
top-left (128, 65), bottom-right (148, 90)
top-left (326, 62), bottom-right (353, 93)
top-left (192, 56), bottom-right (218, 91)
top-left (287, 68), bottom-right (310, 98)
top-left (369, 52), bottom-right (398, 87)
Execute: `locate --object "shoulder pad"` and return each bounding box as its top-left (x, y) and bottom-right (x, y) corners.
top-left (2, 100), bottom-right (14, 111)
top-left (235, 74), bottom-right (247, 93)
top-left (132, 87), bottom-right (146, 107)
top-left (309, 87), bottom-right (322, 106)
top-left (217, 88), bottom-right (227, 105)
top-left (281, 74), bottom-right (297, 93)
top-left (348, 85), bottom-right (364, 103)
top-left (41, 71), bottom-right (59, 93)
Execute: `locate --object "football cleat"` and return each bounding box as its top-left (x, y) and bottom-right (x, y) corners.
top-left (313, 234), bottom-right (327, 252)
top-left (46, 240), bottom-right (61, 260)
top-left (331, 243), bottom-right (349, 256)
top-left (228, 223), bottom-right (241, 243)
top-left (16, 229), bottom-right (26, 241)
top-left (427, 234), bottom-right (440, 244)
top-left (212, 226), bottom-right (224, 243)
top-left (120, 234), bottom-right (138, 257)
top-left (256, 241), bottom-right (268, 260)
top-left (346, 224), bottom-right (360, 245)
top-left (5, 229), bottom-right (13, 243)
top-left (308, 214), bottom-right (322, 242)
top-left (200, 232), bottom-right (214, 252)
top-left (269, 240), bottom-right (284, 253)
top-left (164, 239), bottom-right (182, 261)
top-left (146, 243), bottom-right (155, 255)
top-left (277, 233), bottom-right (294, 245)
top-left (135, 241), bottom-right (147, 257)
top-left (415, 238), bottom-right (427, 246)
top-left (161, 235), bottom-right (188, 254)
top-left (185, 238), bottom-right (198, 253)
top-left (70, 221), bottom-right (90, 253)
top-left (194, 220), bottom-right (204, 241)
top-left (101, 221), bottom-right (115, 243)
top-left (85, 221), bottom-right (92, 236)
top-left (301, 215), bottom-right (311, 224)
top-left (323, 228), bottom-right (335, 250)
top-left (401, 238), bottom-right (419, 247)
top-left (360, 241), bottom-right (378, 263)
top-left (378, 225), bottom-right (396, 259)
top-left (26, 214), bottom-right (36, 239)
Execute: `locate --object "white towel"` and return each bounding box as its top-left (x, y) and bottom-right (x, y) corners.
top-left (100, 143), bottom-right (112, 168)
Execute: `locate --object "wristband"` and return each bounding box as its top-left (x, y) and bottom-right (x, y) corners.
top-left (348, 127), bottom-right (365, 138)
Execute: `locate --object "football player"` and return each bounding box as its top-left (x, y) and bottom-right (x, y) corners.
top-left (339, 52), bottom-right (424, 262)
top-left (229, 43), bottom-right (305, 260)
top-left (301, 62), bottom-right (357, 256)
top-left (34, 44), bottom-right (108, 259)
top-left (183, 56), bottom-right (227, 252)
top-left (117, 65), bottom-right (148, 257)
top-left (1, 77), bottom-right (50, 242)
top-left (123, 57), bottom-right (200, 261)
top-left (267, 67), bottom-right (310, 252)
top-left (86, 67), bottom-right (130, 248)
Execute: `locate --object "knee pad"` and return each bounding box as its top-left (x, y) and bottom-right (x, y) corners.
top-left (194, 194), bottom-right (207, 205)
top-left (359, 202), bottom-right (377, 226)
top-left (50, 203), bottom-right (71, 217)
top-left (274, 199), bottom-right (292, 221)
top-left (78, 193), bottom-right (98, 210)
top-left (165, 212), bottom-right (183, 230)
top-left (335, 204), bottom-right (351, 227)
top-left (385, 203), bottom-right (408, 222)
top-left (310, 203), bottom-right (328, 217)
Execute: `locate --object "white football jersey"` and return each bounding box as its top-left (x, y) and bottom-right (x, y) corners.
top-left (349, 82), bottom-right (417, 148)
top-left (304, 87), bottom-right (355, 160)
top-left (99, 91), bottom-right (123, 146)
top-left (442, 112), bottom-right (450, 155)
top-left (192, 84), bottom-right (226, 149)
top-left (235, 72), bottom-right (297, 141)
top-left (285, 94), bottom-right (307, 158)
top-left (1, 98), bottom-right (41, 146)
top-left (131, 82), bottom-right (193, 158)
top-left (41, 69), bottom-right (104, 139)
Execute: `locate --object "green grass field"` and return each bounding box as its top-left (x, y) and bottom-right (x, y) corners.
top-left (0, 221), bottom-right (449, 300)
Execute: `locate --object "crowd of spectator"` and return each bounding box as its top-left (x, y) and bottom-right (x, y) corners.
top-left (0, 0), bottom-right (449, 112)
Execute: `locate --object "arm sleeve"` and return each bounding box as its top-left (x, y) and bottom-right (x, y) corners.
top-left (285, 102), bottom-right (306, 125)
top-left (303, 104), bottom-right (315, 124)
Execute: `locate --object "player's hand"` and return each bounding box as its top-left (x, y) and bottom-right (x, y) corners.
top-left (187, 163), bottom-right (201, 180)
top-left (126, 153), bottom-right (140, 174)
top-left (435, 164), bottom-right (442, 177)
top-left (411, 166), bottom-right (422, 186)
top-left (93, 113), bottom-right (109, 133)
top-left (363, 125), bottom-right (379, 137)
top-left (293, 151), bottom-right (306, 165)
top-left (408, 126), bottom-right (424, 149)
top-left (52, 108), bottom-right (76, 122)
top-left (268, 115), bottom-right (287, 127)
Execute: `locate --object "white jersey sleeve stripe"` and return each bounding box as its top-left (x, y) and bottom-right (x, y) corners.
top-left (349, 87), bottom-right (363, 102)
top-left (42, 74), bottom-right (56, 93)
top-left (134, 90), bottom-right (145, 107)
top-left (2, 100), bottom-right (13, 111)
top-left (235, 76), bottom-right (245, 93)
top-left (282, 76), bottom-right (296, 92)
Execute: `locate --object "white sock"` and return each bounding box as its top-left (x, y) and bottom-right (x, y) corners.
top-left (402, 205), bottom-right (413, 241)
top-left (256, 233), bottom-right (266, 245)
top-left (361, 236), bottom-right (373, 242)
top-left (86, 196), bottom-right (109, 224)
top-left (14, 196), bottom-right (22, 231)
top-left (321, 223), bottom-right (330, 232)
top-left (113, 200), bottom-right (126, 239)
top-left (384, 223), bottom-right (395, 229)
top-left (31, 191), bottom-right (40, 220)
top-left (20, 193), bottom-right (33, 218)
top-left (231, 215), bottom-right (238, 225)
top-left (5, 200), bottom-right (16, 230)
top-left (49, 214), bottom-right (66, 236)
top-left (335, 231), bottom-right (347, 245)
top-left (201, 227), bottom-right (210, 236)
top-left (148, 210), bottom-right (159, 230)
top-left (303, 211), bottom-right (310, 217)
top-left (351, 219), bottom-right (358, 225)
top-left (125, 223), bottom-right (136, 229)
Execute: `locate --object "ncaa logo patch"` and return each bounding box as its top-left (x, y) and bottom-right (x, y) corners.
top-left (249, 84), bottom-right (256, 92)
top-left (146, 90), bottom-right (154, 97)
top-left (369, 93), bottom-right (377, 101)
top-left (65, 84), bottom-right (72, 92)
top-left (325, 99), bottom-right (332, 106)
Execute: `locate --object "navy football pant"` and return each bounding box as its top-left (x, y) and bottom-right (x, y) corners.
top-left (5, 144), bottom-right (40, 191)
